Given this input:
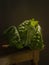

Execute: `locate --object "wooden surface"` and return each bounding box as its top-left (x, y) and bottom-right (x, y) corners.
top-left (0, 49), bottom-right (39, 65)
top-left (0, 44), bottom-right (39, 65)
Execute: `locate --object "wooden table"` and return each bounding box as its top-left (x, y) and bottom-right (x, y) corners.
top-left (0, 49), bottom-right (39, 65)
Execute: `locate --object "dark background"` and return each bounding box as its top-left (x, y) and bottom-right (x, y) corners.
top-left (0, 0), bottom-right (49, 65)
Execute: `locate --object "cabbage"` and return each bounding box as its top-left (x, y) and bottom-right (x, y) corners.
top-left (3, 18), bottom-right (44, 50)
